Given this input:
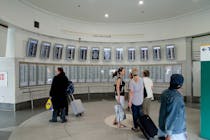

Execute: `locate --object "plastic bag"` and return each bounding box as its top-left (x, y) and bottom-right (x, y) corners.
top-left (45, 98), bottom-right (53, 111)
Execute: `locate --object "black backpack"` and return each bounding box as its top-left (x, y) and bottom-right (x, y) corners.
top-left (66, 81), bottom-right (74, 95)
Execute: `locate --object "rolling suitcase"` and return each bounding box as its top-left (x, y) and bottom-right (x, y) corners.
top-left (138, 114), bottom-right (158, 140)
top-left (69, 95), bottom-right (85, 116)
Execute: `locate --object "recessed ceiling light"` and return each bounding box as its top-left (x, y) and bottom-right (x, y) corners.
top-left (104, 14), bottom-right (109, 18)
top-left (139, 0), bottom-right (144, 5)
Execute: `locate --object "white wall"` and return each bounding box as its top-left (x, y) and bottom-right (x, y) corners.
top-left (0, 0), bottom-right (210, 42)
top-left (0, 26), bottom-right (7, 57)
top-left (13, 28), bottom-right (187, 103)
top-left (0, 58), bottom-right (15, 104)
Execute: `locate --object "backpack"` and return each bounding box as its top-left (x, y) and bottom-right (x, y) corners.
top-left (66, 81), bottom-right (74, 95)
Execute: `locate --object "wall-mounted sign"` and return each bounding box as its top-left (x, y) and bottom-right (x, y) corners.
top-left (0, 72), bottom-right (8, 88)
top-left (200, 45), bottom-right (210, 61)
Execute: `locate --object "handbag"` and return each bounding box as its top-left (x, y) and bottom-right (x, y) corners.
top-left (144, 86), bottom-right (148, 98)
top-left (143, 80), bottom-right (148, 98)
top-left (114, 104), bottom-right (126, 122)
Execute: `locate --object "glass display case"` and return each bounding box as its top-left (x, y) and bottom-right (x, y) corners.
top-left (46, 65), bottom-right (54, 84)
top-left (37, 65), bottom-right (46, 85)
top-left (29, 64), bottom-right (37, 86)
top-left (19, 63), bottom-right (29, 87)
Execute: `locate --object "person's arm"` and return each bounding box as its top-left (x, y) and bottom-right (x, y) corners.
top-left (128, 81), bottom-right (133, 108)
top-left (165, 97), bottom-right (182, 137)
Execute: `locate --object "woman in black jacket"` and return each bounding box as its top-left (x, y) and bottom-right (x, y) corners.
top-left (49, 67), bottom-right (69, 123)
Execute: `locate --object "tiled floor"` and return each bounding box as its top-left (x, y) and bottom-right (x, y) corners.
top-left (0, 100), bottom-right (205, 140)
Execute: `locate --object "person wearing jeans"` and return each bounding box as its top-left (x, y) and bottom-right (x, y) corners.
top-left (128, 68), bottom-right (144, 132)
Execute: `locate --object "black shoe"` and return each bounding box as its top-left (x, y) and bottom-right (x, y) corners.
top-left (131, 127), bottom-right (140, 132)
top-left (49, 119), bottom-right (57, 122)
top-left (61, 119), bottom-right (67, 123)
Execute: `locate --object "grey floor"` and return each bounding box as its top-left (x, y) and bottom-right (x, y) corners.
top-left (0, 100), bottom-right (205, 140)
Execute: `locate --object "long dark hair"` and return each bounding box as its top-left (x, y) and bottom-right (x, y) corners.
top-left (112, 67), bottom-right (124, 78)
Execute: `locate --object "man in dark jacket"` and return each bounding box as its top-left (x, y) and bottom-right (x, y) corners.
top-left (49, 67), bottom-right (69, 123)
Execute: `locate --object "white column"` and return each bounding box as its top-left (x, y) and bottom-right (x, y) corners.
top-left (6, 27), bottom-right (16, 57)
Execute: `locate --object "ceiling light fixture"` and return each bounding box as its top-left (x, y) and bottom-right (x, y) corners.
top-left (104, 13), bottom-right (109, 18)
top-left (138, 0), bottom-right (144, 5)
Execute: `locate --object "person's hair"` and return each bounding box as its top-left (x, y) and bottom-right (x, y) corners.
top-left (143, 70), bottom-right (150, 77)
top-left (112, 67), bottom-right (124, 78)
top-left (169, 74), bottom-right (184, 89)
top-left (129, 72), bottom-right (133, 79)
top-left (57, 67), bottom-right (64, 73)
top-left (131, 67), bottom-right (138, 76)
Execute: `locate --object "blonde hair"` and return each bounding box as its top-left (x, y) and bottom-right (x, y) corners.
top-left (131, 67), bottom-right (138, 76)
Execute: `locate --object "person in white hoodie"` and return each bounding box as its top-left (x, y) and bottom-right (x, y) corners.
top-left (142, 70), bottom-right (154, 115)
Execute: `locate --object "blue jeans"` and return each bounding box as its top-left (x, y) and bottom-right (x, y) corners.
top-left (52, 107), bottom-right (66, 121)
top-left (131, 104), bottom-right (143, 128)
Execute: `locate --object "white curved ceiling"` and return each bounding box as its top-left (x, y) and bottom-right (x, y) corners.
top-left (21, 0), bottom-right (210, 23)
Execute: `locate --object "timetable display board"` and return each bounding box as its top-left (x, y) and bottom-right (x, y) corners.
top-left (66, 45), bottom-right (75, 60)
top-left (26, 38), bottom-right (38, 57)
top-left (91, 48), bottom-right (100, 60)
top-left (53, 44), bottom-right (63, 59)
top-left (116, 48), bottom-right (123, 61)
top-left (140, 47), bottom-right (148, 61)
top-left (166, 45), bottom-right (175, 60)
top-left (128, 48), bottom-right (136, 61)
top-left (40, 41), bottom-right (51, 59)
top-left (103, 48), bottom-right (111, 61)
top-left (153, 46), bottom-right (161, 61)
top-left (79, 47), bottom-right (88, 60)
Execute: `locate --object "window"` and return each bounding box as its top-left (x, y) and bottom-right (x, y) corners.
top-left (66, 45), bottom-right (75, 60)
top-left (46, 65), bottom-right (54, 84)
top-left (116, 48), bottom-right (123, 61)
top-left (91, 48), bottom-right (100, 60)
top-left (140, 47), bottom-right (148, 61)
top-left (128, 48), bottom-right (136, 61)
top-left (79, 47), bottom-right (88, 60)
top-left (29, 64), bottom-right (37, 86)
top-left (37, 65), bottom-right (46, 85)
top-left (166, 45), bottom-right (175, 60)
top-left (19, 63), bottom-right (28, 87)
top-left (40, 41), bottom-right (51, 59)
top-left (26, 38), bottom-right (38, 57)
top-left (103, 48), bottom-right (111, 61)
top-left (53, 44), bottom-right (63, 59)
top-left (153, 46), bottom-right (161, 60)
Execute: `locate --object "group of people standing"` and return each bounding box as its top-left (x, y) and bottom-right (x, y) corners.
top-left (112, 67), bottom-right (187, 140)
top-left (112, 67), bottom-right (154, 130)
top-left (49, 66), bottom-right (187, 140)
